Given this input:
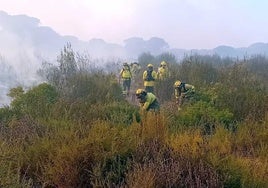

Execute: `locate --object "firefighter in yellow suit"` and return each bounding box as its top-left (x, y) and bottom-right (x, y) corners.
top-left (143, 64), bottom-right (157, 94)
top-left (174, 80), bottom-right (195, 110)
top-left (119, 62), bottom-right (132, 96)
top-left (157, 61), bottom-right (170, 80)
top-left (136, 89), bottom-right (160, 112)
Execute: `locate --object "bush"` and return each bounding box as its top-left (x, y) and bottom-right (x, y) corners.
top-left (215, 63), bottom-right (267, 121)
top-left (9, 83), bottom-right (58, 119)
top-left (1, 52), bottom-right (268, 187)
top-left (174, 101), bottom-right (234, 134)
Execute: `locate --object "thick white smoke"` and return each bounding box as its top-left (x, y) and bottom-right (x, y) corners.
top-left (0, 31), bottom-right (45, 106)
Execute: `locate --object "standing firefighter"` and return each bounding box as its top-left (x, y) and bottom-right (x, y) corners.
top-left (174, 80), bottom-right (195, 110)
top-left (157, 61), bottom-right (170, 80)
top-left (143, 64), bottom-right (157, 93)
top-left (136, 89), bottom-right (160, 112)
top-left (130, 62), bottom-right (141, 79)
top-left (119, 62), bottom-right (132, 96)
top-left (130, 62), bottom-right (141, 86)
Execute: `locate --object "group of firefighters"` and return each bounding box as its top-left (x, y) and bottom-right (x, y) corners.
top-left (119, 61), bottom-right (195, 112)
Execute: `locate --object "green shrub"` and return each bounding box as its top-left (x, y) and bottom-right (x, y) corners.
top-left (48, 100), bottom-right (139, 126)
top-left (174, 101), bottom-right (234, 133)
top-left (215, 63), bottom-right (267, 121)
top-left (9, 83), bottom-right (58, 119)
top-left (0, 106), bottom-right (15, 124)
top-left (1, 52), bottom-right (268, 187)
top-left (65, 71), bottom-right (123, 102)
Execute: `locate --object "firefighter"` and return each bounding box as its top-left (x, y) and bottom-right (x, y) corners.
top-left (130, 62), bottom-right (141, 86)
top-left (157, 61), bottom-right (170, 80)
top-left (130, 62), bottom-right (141, 78)
top-left (119, 62), bottom-right (132, 96)
top-left (174, 80), bottom-right (195, 110)
top-left (143, 64), bottom-right (157, 94)
top-left (136, 89), bottom-right (160, 112)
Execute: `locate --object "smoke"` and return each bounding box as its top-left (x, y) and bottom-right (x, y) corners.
top-left (0, 11), bottom-right (176, 106)
top-left (0, 50), bottom-right (44, 106)
top-left (0, 11), bottom-right (56, 105)
top-left (0, 11), bottom-right (127, 106)
top-left (0, 29), bottom-right (45, 106)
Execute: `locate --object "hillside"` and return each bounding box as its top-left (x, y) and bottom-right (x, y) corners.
top-left (0, 45), bottom-right (267, 187)
top-left (1, 10), bottom-right (268, 106)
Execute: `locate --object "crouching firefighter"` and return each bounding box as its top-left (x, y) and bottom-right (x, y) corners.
top-left (135, 89), bottom-right (160, 112)
top-left (174, 80), bottom-right (195, 110)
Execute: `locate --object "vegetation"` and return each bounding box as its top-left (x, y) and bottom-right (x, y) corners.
top-left (0, 45), bottom-right (267, 187)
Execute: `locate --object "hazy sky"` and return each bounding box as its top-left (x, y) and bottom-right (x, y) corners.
top-left (1, 0), bottom-right (268, 49)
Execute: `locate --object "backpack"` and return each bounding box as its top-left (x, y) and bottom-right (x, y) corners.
top-left (176, 83), bottom-right (187, 96)
top-left (145, 70), bottom-right (155, 81)
top-left (180, 83), bottom-right (187, 92)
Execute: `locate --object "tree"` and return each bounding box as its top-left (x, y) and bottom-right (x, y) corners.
top-left (58, 43), bottom-right (77, 77)
top-left (38, 43), bottom-right (78, 96)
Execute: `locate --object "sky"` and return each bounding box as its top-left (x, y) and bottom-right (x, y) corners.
top-left (0, 0), bottom-right (268, 49)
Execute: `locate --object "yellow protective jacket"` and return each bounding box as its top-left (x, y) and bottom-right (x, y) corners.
top-left (157, 67), bottom-right (169, 80)
top-left (143, 70), bottom-right (157, 87)
top-left (140, 92), bottom-right (158, 111)
top-left (120, 68), bottom-right (132, 79)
